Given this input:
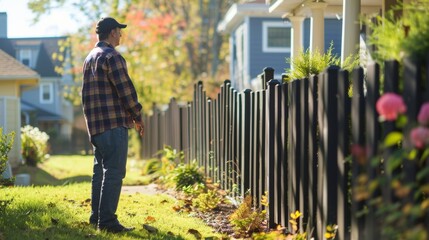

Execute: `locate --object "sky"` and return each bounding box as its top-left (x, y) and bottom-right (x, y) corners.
top-left (0, 0), bottom-right (85, 38)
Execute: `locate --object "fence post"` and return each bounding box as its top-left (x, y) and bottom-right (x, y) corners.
top-left (382, 60), bottom-right (400, 205)
top-left (337, 69), bottom-right (351, 240)
top-left (240, 89), bottom-right (252, 196)
top-left (255, 90), bottom-right (266, 210)
top-left (289, 80), bottom-right (301, 231)
top-left (364, 62), bottom-right (381, 240)
top-left (279, 83), bottom-right (289, 227)
top-left (351, 67), bottom-right (366, 240)
top-left (317, 66), bottom-right (340, 239)
top-left (299, 78), bottom-right (310, 233)
top-left (230, 88), bottom-right (238, 193)
top-left (402, 57), bottom-right (421, 204)
top-left (266, 79), bottom-right (280, 228)
top-left (308, 74), bottom-right (319, 239)
top-left (206, 97), bottom-right (213, 178)
top-left (263, 67), bottom-right (275, 90)
top-left (274, 82), bottom-right (285, 226)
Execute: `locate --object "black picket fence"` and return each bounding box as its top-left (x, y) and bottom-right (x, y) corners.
top-left (141, 58), bottom-right (429, 239)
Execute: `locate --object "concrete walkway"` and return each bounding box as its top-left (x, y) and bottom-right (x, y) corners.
top-left (121, 183), bottom-right (160, 195)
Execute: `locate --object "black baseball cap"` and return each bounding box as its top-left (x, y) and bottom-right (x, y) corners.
top-left (96, 17), bottom-right (127, 34)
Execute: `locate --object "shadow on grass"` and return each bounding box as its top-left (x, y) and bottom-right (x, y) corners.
top-left (12, 165), bottom-right (91, 186)
top-left (0, 199), bottom-right (188, 240)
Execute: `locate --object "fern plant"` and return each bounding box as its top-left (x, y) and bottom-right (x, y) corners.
top-left (285, 42), bottom-right (359, 81)
top-left (229, 195), bottom-right (266, 236)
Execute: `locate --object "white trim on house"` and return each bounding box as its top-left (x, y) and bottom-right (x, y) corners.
top-left (244, 17), bottom-right (250, 90)
top-left (40, 82), bottom-right (54, 104)
top-left (18, 48), bottom-right (34, 68)
top-left (262, 21), bottom-right (292, 53)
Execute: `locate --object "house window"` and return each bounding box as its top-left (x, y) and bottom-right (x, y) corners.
top-left (40, 83), bottom-right (54, 104)
top-left (262, 22), bottom-right (291, 53)
top-left (19, 49), bottom-right (33, 68)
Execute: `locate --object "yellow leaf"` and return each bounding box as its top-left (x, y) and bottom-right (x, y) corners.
top-left (325, 232), bottom-right (334, 239)
top-left (326, 225), bottom-right (333, 231)
top-left (276, 224), bottom-right (285, 231)
top-left (421, 199), bottom-right (429, 210)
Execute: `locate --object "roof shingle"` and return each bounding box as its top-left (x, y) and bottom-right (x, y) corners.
top-left (0, 48), bottom-right (39, 80)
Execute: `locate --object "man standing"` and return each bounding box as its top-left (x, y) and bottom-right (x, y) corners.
top-left (82, 17), bottom-right (144, 233)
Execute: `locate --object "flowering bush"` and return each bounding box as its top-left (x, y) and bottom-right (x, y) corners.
top-left (376, 93), bottom-right (407, 121)
top-left (353, 94), bottom-right (429, 239)
top-left (417, 103), bottom-right (429, 126)
top-left (21, 125), bottom-right (50, 166)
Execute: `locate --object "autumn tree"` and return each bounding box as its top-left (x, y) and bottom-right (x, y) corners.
top-left (29, 0), bottom-right (233, 110)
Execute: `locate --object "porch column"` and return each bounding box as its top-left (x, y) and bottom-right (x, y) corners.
top-left (308, 1), bottom-right (328, 54)
top-left (341, 0), bottom-right (360, 64)
top-left (289, 15), bottom-right (305, 61)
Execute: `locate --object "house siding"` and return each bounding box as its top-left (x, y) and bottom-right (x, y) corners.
top-left (303, 18), bottom-right (343, 57)
top-left (0, 96), bottom-right (21, 166)
top-left (248, 17), bottom-right (290, 84)
top-left (21, 77), bottom-right (62, 116)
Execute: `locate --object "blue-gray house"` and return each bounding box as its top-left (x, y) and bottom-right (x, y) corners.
top-left (218, 0), bottom-right (381, 91)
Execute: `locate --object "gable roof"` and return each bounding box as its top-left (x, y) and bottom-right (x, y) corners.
top-left (0, 36), bottom-right (67, 78)
top-left (0, 48), bottom-right (39, 81)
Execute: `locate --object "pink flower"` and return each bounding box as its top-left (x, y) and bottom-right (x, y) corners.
top-left (418, 102), bottom-right (429, 126)
top-left (410, 126), bottom-right (429, 149)
top-left (376, 93), bottom-right (407, 121)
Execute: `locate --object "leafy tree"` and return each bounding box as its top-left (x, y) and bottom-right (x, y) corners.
top-left (28, 0), bottom-right (232, 110)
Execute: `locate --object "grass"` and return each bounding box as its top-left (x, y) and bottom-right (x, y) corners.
top-left (1, 155), bottom-right (222, 239)
top-left (12, 155), bottom-right (152, 186)
top-left (0, 183), bottom-right (221, 239)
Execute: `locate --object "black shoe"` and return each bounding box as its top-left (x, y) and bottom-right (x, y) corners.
top-left (98, 224), bottom-right (135, 233)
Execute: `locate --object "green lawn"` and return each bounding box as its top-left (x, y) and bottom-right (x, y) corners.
top-left (0, 183), bottom-right (221, 240)
top-left (13, 155), bottom-right (152, 186)
top-left (1, 155), bottom-right (222, 239)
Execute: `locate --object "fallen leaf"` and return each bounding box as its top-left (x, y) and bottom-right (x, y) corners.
top-left (172, 205), bottom-right (181, 212)
top-left (187, 228), bottom-right (202, 239)
top-left (160, 199), bottom-right (168, 204)
top-left (143, 224), bottom-right (158, 234)
top-left (145, 216), bottom-right (156, 223)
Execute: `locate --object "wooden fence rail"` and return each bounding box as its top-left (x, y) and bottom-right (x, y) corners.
top-left (142, 58), bottom-right (429, 239)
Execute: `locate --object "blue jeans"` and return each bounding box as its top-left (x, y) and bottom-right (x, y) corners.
top-left (89, 127), bottom-right (128, 228)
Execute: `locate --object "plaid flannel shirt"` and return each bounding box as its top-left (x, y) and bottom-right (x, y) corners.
top-left (82, 41), bottom-right (142, 137)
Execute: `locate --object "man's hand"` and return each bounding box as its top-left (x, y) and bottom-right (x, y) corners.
top-left (134, 120), bottom-right (145, 136)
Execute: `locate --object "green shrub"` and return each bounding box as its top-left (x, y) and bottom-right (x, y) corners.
top-left (192, 189), bottom-right (220, 212)
top-left (0, 128), bottom-right (14, 174)
top-left (21, 125), bottom-right (49, 166)
top-left (182, 182), bottom-right (206, 197)
top-left (229, 195), bottom-right (265, 236)
top-left (365, 0), bottom-right (429, 62)
top-left (141, 158), bottom-right (162, 175)
top-left (172, 161), bottom-right (205, 190)
top-left (0, 128), bottom-right (15, 186)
